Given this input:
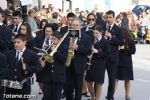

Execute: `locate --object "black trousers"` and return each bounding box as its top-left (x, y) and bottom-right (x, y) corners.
top-left (4, 84), bottom-right (31, 100)
top-left (0, 86), bottom-right (4, 100)
top-left (42, 82), bottom-right (63, 100)
top-left (65, 67), bottom-right (84, 100)
top-left (106, 61), bottom-right (118, 99)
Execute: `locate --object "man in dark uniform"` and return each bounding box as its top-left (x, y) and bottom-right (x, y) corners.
top-left (0, 52), bottom-right (8, 99)
top-left (0, 10), bottom-right (12, 51)
top-left (8, 10), bottom-right (23, 36)
top-left (59, 12), bottom-right (76, 98)
top-left (65, 19), bottom-right (92, 100)
top-left (60, 12), bottom-right (76, 35)
top-left (104, 10), bottom-right (124, 100)
top-left (3, 34), bottom-right (41, 100)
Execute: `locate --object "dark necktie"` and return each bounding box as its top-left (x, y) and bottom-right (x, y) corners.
top-left (108, 26), bottom-right (111, 32)
top-left (16, 52), bottom-right (20, 63)
top-left (45, 38), bottom-right (49, 45)
top-left (14, 25), bottom-right (18, 32)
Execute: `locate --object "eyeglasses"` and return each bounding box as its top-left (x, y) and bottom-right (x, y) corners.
top-left (88, 18), bottom-right (95, 21)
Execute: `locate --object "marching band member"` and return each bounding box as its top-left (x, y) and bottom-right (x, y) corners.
top-left (3, 34), bottom-right (41, 100)
top-left (42, 31), bottom-right (68, 100)
top-left (65, 19), bottom-right (92, 100)
top-left (34, 23), bottom-right (55, 94)
top-left (0, 52), bottom-right (8, 99)
top-left (115, 27), bottom-right (136, 100)
top-left (82, 13), bottom-right (97, 96)
top-left (85, 25), bottom-right (110, 100)
top-left (104, 10), bottom-right (124, 100)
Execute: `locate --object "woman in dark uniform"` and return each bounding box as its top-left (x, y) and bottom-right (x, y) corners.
top-left (115, 27), bottom-right (136, 100)
top-left (18, 22), bottom-right (35, 51)
top-left (85, 25), bottom-right (110, 100)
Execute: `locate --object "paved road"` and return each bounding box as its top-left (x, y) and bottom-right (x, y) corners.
top-left (30, 44), bottom-right (150, 100)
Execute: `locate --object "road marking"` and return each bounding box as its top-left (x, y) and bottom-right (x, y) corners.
top-left (135, 79), bottom-right (150, 83)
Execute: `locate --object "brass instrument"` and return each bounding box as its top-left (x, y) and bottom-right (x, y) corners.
top-left (34, 42), bottom-right (54, 63)
top-left (65, 37), bottom-right (78, 67)
top-left (42, 31), bottom-right (69, 63)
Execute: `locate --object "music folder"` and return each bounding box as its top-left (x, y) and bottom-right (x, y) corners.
top-left (68, 29), bottom-right (80, 38)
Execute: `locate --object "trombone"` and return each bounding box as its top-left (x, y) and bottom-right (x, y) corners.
top-left (41, 31), bottom-right (69, 63)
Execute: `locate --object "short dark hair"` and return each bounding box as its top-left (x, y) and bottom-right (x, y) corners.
top-left (67, 12), bottom-right (76, 19)
top-left (12, 10), bottom-right (22, 18)
top-left (94, 24), bottom-right (102, 32)
top-left (14, 34), bottom-right (27, 41)
top-left (106, 10), bottom-right (115, 17)
top-left (87, 13), bottom-right (97, 19)
top-left (52, 31), bottom-right (62, 40)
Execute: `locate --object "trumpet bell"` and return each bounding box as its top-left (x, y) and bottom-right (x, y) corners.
top-left (43, 54), bottom-right (54, 63)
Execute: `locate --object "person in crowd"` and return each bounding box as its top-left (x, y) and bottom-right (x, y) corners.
top-left (59, 12), bottom-right (76, 98)
top-left (64, 19), bottom-right (92, 100)
top-left (18, 22), bottom-right (35, 50)
top-left (3, 9), bottom-right (13, 26)
top-left (104, 10), bottom-right (124, 100)
top-left (85, 25), bottom-right (110, 100)
top-left (34, 23), bottom-right (56, 94)
top-left (81, 13), bottom-right (97, 97)
top-left (8, 10), bottom-right (23, 36)
top-left (0, 49), bottom-right (8, 99)
top-left (4, 34), bottom-right (41, 100)
top-left (36, 19), bottom-right (48, 37)
top-left (96, 12), bottom-right (106, 29)
top-left (83, 13), bottom-right (97, 37)
top-left (0, 9), bottom-right (12, 51)
top-left (115, 27), bottom-right (136, 100)
top-left (120, 12), bottom-right (129, 29)
top-left (27, 9), bottom-right (39, 33)
top-left (42, 31), bottom-right (68, 100)
top-left (60, 12), bottom-right (76, 34)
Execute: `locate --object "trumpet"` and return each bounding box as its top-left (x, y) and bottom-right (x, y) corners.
top-left (65, 37), bottom-right (78, 67)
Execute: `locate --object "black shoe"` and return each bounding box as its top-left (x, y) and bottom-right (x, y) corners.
top-left (125, 96), bottom-right (131, 100)
top-left (105, 96), bottom-right (114, 100)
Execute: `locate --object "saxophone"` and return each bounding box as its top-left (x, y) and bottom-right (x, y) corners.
top-left (65, 37), bottom-right (78, 67)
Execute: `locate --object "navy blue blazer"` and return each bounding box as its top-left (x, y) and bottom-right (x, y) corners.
top-left (118, 40), bottom-right (136, 68)
top-left (0, 53), bottom-right (8, 80)
top-left (105, 24), bottom-right (124, 62)
top-left (40, 44), bottom-right (68, 83)
top-left (0, 25), bottom-right (12, 51)
top-left (72, 33), bottom-right (92, 74)
top-left (34, 35), bottom-right (45, 49)
top-left (90, 37), bottom-right (110, 70)
top-left (5, 49), bottom-right (41, 82)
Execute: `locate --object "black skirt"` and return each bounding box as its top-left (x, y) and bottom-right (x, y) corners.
top-left (116, 66), bottom-right (134, 80)
top-left (85, 69), bottom-right (105, 83)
